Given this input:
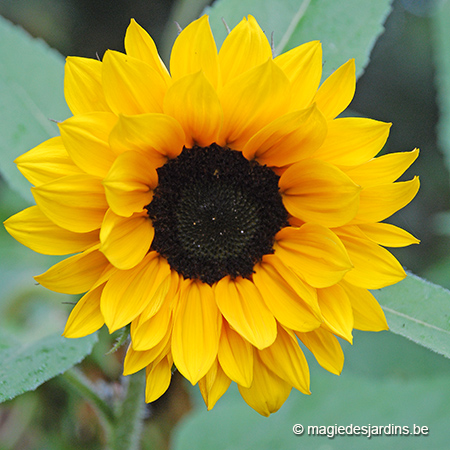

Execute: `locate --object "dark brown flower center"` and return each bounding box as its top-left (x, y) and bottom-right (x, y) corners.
top-left (145, 144), bottom-right (288, 285)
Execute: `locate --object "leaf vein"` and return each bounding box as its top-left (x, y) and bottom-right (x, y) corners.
top-left (275, 0), bottom-right (311, 55)
top-left (382, 305), bottom-right (450, 335)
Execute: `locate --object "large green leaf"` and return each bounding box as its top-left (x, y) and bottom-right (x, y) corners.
top-left (175, 378), bottom-right (447, 449)
top-left (0, 15), bottom-right (70, 202)
top-left (205, 0), bottom-right (392, 79)
top-left (373, 273), bottom-right (450, 359)
top-left (432, 0), bottom-right (450, 175)
top-left (0, 331), bottom-right (97, 403)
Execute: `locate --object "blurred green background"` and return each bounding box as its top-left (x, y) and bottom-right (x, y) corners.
top-left (1, 0), bottom-right (449, 449)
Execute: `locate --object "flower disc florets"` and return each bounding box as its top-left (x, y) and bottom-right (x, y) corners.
top-left (146, 144), bottom-right (288, 285)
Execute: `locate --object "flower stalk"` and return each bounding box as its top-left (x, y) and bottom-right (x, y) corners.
top-left (112, 369), bottom-right (147, 450)
top-left (61, 368), bottom-right (115, 442)
top-left (61, 368), bottom-right (147, 450)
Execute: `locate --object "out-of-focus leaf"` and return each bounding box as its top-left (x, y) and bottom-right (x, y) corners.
top-left (0, 331), bottom-right (97, 403)
top-left (204, 0), bottom-right (392, 79)
top-left (0, 15), bottom-right (70, 202)
top-left (174, 378), bottom-right (448, 449)
top-left (432, 0), bottom-right (450, 177)
top-left (373, 273), bottom-right (450, 359)
top-left (422, 256), bottom-right (450, 291)
top-left (173, 329), bottom-right (450, 450)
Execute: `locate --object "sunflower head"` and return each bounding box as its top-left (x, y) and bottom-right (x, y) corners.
top-left (4, 15), bottom-right (419, 416)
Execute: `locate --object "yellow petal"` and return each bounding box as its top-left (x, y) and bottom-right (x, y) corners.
top-left (100, 209), bottom-right (153, 270)
top-left (340, 280), bottom-right (388, 331)
top-left (313, 118), bottom-right (391, 166)
top-left (172, 279), bottom-right (221, 385)
top-left (15, 137), bottom-right (82, 186)
top-left (296, 326), bottom-right (344, 375)
top-left (138, 269), bottom-right (178, 323)
top-left (344, 149), bottom-right (419, 188)
top-left (358, 223), bottom-right (420, 247)
top-left (242, 105), bottom-right (327, 166)
top-left (4, 205), bottom-right (98, 255)
top-left (314, 59), bottom-right (355, 119)
top-left (102, 50), bottom-right (166, 114)
top-left (238, 353), bottom-right (292, 417)
top-left (218, 320), bottom-right (253, 388)
top-left (103, 150), bottom-right (157, 217)
top-left (145, 356), bottom-right (173, 403)
top-left (280, 158), bottom-right (361, 227)
top-left (198, 359), bottom-right (232, 410)
top-left (275, 40), bottom-right (322, 111)
top-left (274, 224), bottom-right (352, 288)
top-left (253, 257), bottom-right (322, 332)
top-left (59, 112), bottom-right (118, 178)
top-left (109, 113), bottom-right (185, 159)
top-left (63, 283), bottom-right (106, 338)
top-left (91, 263), bottom-right (117, 291)
top-left (218, 59), bottom-right (290, 149)
top-left (336, 226), bottom-right (406, 289)
top-left (123, 332), bottom-right (171, 375)
top-left (259, 326), bottom-right (310, 394)
top-left (352, 177), bottom-right (420, 224)
top-left (32, 174), bottom-right (108, 233)
top-left (170, 15), bottom-right (219, 88)
top-left (317, 284), bottom-right (353, 342)
top-left (64, 56), bottom-right (111, 115)
top-left (263, 254), bottom-right (321, 310)
top-left (131, 300), bottom-right (172, 351)
top-left (164, 71), bottom-right (223, 147)
top-left (124, 19), bottom-right (170, 84)
top-left (214, 276), bottom-right (277, 350)
top-left (35, 245), bottom-right (109, 294)
top-left (219, 15), bottom-right (272, 86)
top-left (101, 252), bottom-right (171, 332)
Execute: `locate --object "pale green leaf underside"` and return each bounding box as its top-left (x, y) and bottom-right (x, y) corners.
top-left (0, 331), bottom-right (97, 403)
top-left (0, 16), bottom-right (70, 202)
top-left (373, 273), bottom-right (450, 359)
top-left (205, 0), bottom-right (392, 79)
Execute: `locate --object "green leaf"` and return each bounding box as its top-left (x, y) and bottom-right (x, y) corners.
top-left (0, 331), bottom-right (97, 403)
top-left (432, 0), bottom-right (450, 177)
top-left (175, 378), bottom-right (448, 449)
top-left (0, 15), bottom-right (71, 203)
top-left (173, 330), bottom-right (450, 450)
top-left (205, 0), bottom-right (392, 79)
top-left (373, 273), bottom-right (450, 359)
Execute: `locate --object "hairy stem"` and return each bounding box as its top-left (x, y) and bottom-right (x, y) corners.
top-left (61, 368), bottom-right (115, 441)
top-left (112, 369), bottom-right (147, 450)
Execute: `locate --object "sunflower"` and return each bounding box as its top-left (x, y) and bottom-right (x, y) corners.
top-left (4, 15), bottom-right (419, 416)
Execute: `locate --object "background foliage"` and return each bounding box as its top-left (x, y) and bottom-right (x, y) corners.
top-left (0, 0), bottom-right (449, 449)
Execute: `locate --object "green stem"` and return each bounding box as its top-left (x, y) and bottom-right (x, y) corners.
top-left (62, 368), bottom-right (148, 450)
top-left (61, 368), bottom-right (115, 440)
top-left (112, 369), bottom-right (147, 450)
